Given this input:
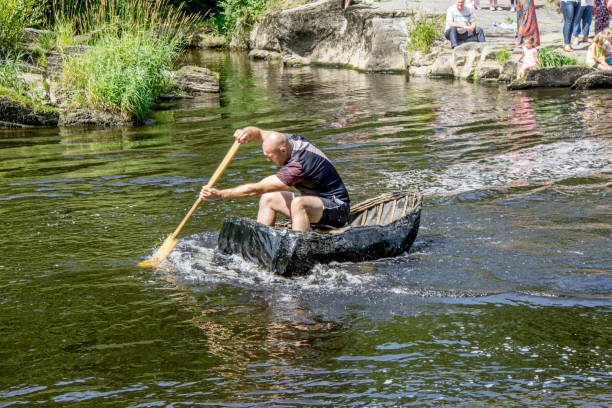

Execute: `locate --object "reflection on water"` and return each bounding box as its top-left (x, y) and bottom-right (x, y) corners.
top-left (0, 50), bottom-right (610, 406)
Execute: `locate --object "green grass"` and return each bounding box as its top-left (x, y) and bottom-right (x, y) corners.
top-left (55, 0), bottom-right (201, 120)
top-left (406, 12), bottom-right (445, 54)
top-left (62, 31), bottom-right (179, 120)
top-left (537, 47), bottom-right (579, 68)
top-left (0, 53), bottom-right (28, 96)
top-left (495, 47), bottom-right (510, 66)
top-left (0, 85), bottom-right (59, 113)
top-left (0, 53), bottom-right (55, 111)
top-left (54, 19), bottom-right (78, 49)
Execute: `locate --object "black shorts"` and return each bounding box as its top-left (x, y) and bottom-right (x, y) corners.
top-left (318, 196), bottom-right (350, 228)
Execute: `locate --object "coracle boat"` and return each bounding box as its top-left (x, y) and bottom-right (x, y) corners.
top-left (217, 191), bottom-right (422, 277)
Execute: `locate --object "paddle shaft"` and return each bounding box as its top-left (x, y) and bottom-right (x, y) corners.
top-left (168, 140), bottom-right (241, 240)
top-left (138, 140), bottom-right (241, 266)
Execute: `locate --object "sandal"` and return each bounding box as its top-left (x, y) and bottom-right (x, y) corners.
top-left (563, 45), bottom-right (574, 52)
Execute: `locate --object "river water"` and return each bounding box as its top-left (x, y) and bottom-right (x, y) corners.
top-left (1, 50), bottom-right (610, 407)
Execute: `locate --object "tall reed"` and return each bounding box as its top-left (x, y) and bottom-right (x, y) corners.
top-left (56, 0), bottom-right (202, 120)
top-left (63, 31), bottom-right (179, 119)
top-left (52, 0), bottom-right (201, 43)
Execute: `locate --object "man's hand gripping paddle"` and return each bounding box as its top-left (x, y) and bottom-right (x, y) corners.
top-left (138, 140), bottom-right (241, 267)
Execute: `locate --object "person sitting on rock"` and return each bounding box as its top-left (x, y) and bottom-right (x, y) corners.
top-left (603, 28), bottom-right (612, 64)
top-left (445, 0), bottom-right (486, 49)
top-left (586, 32), bottom-right (612, 70)
top-left (517, 36), bottom-right (539, 79)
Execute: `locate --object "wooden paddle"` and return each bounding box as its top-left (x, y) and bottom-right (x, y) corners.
top-left (138, 140), bottom-right (241, 267)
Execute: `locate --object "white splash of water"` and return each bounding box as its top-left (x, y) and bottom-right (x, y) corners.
top-left (384, 139), bottom-right (612, 195)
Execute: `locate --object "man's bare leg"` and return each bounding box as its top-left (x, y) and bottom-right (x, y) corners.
top-left (290, 196), bottom-right (324, 231)
top-left (257, 191), bottom-right (293, 226)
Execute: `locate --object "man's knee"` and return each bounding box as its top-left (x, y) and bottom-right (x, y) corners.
top-left (290, 196), bottom-right (323, 216)
top-left (444, 28), bottom-right (453, 40)
top-left (475, 26), bottom-right (486, 42)
top-left (290, 196), bottom-right (307, 213)
top-left (259, 192), bottom-right (279, 208)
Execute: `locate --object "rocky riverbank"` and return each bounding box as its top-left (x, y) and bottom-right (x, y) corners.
top-left (0, 29), bottom-right (221, 129)
top-left (4, 1), bottom-right (611, 129)
top-left (246, 0), bottom-right (612, 88)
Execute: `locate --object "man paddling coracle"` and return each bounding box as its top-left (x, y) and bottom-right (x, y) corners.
top-left (200, 126), bottom-right (350, 231)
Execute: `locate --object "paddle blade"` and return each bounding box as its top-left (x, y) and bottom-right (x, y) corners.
top-left (138, 235), bottom-right (178, 267)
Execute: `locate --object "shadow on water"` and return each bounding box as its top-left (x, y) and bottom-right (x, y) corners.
top-left (0, 50), bottom-right (610, 406)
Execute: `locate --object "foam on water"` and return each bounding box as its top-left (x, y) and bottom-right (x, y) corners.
top-left (158, 233), bottom-right (612, 314)
top-left (384, 138), bottom-right (612, 195)
top-left (164, 232), bottom-right (375, 292)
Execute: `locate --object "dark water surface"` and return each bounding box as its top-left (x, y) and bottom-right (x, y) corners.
top-left (1, 51), bottom-right (610, 407)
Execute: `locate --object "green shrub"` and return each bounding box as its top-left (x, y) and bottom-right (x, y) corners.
top-left (406, 13), bottom-right (445, 54)
top-left (56, 0), bottom-right (201, 120)
top-left (495, 47), bottom-right (510, 66)
top-left (0, 53), bottom-right (28, 96)
top-left (214, 0), bottom-right (268, 39)
top-left (63, 31), bottom-right (179, 119)
top-left (0, 0), bottom-right (43, 50)
top-left (537, 47), bottom-right (579, 67)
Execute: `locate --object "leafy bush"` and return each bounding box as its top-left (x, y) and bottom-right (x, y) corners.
top-left (495, 47), bottom-right (510, 66)
top-left (0, 0), bottom-right (43, 50)
top-left (537, 47), bottom-right (579, 67)
top-left (406, 13), bottom-right (445, 54)
top-left (63, 31), bottom-right (179, 119)
top-left (214, 0), bottom-right (269, 39)
top-left (56, 0), bottom-right (201, 119)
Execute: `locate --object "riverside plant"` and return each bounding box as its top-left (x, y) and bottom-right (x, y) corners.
top-left (0, 0), bottom-right (43, 50)
top-left (55, 0), bottom-right (201, 120)
top-left (0, 52), bottom-right (55, 112)
top-left (0, 53), bottom-right (28, 96)
top-left (537, 47), bottom-right (579, 68)
top-left (495, 47), bottom-right (510, 66)
top-left (214, 0), bottom-right (269, 43)
top-left (406, 12), bottom-right (444, 54)
top-left (62, 31), bottom-right (179, 120)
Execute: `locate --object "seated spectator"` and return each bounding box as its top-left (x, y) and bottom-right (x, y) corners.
top-left (445, 0), bottom-right (486, 48)
top-left (604, 28), bottom-right (612, 63)
top-left (517, 37), bottom-right (539, 79)
top-left (586, 32), bottom-right (612, 69)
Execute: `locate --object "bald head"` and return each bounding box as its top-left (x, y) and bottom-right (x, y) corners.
top-left (262, 132), bottom-right (291, 166)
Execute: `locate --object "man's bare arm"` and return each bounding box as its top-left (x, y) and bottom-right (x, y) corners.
top-left (200, 175), bottom-right (289, 200)
top-left (234, 127), bottom-right (285, 144)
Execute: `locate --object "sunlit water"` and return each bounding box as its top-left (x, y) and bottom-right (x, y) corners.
top-left (1, 51), bottom-right (610, 407)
